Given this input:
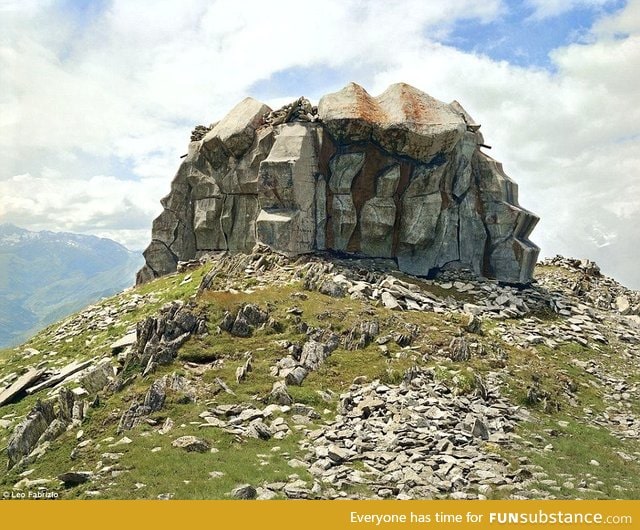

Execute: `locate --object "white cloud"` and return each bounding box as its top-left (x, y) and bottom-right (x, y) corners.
top-left (0, 0), bottom-right (54, 14)
top-left (0, 172), bottom-right (162, 249)
top-left (593, 0), bottom-right (640, 33)
top-left (0, 0), bottom-right (639, 287)
top-left (526, 0), bottom-right (619, 20)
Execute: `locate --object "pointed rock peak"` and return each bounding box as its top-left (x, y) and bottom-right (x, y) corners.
top-left (379, 82), bottom-right (433, 99)
top-left (319, 82), bottom-right (380, 123)
top-left (343, 81), bottom-right (372, 95)
top-left (376, 83), bottom-right (463, 126)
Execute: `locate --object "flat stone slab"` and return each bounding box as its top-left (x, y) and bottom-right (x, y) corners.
top-left (203, 97), bottom-right (271, 158)
top-left (110, 332), bottom-right (137, 353)
top-left (0, 367), bottom-right (45, 407)
top-left (171, 435), bottom-right (211, 453)
top-left (27, 359), bottom-right (94, 395)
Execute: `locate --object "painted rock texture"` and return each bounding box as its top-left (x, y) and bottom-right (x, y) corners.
top-left (137, 83), bottom-right (539, 285)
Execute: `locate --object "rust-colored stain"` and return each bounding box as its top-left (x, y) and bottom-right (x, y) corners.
top-left (396, 84), bottom-right (437, 124)
top-left (349, 84), bottom-right (385, 124)
top-left (346, 144), bottom-right (391, 252)
top-left (322, 142), bottom-right (418, 255)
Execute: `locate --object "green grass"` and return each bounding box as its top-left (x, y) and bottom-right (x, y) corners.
top-left (1, 381), bottom-right (315, 499)
top-left (2, 259), bottom-right (640, 499)
top-left (513, 415), bottom-right (640, 499)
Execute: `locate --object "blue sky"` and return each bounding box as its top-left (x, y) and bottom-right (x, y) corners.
top-left (0, 0), bottom-right (639, 287)
top-left (251, 0), bottom-right (629, 102)
top-left (445, 0), bottom-right (627, 68)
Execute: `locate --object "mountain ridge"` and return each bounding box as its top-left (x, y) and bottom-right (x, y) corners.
top-left (0, 224), bottom-right (144, 348)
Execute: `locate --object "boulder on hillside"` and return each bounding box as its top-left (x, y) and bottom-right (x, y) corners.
top-left (137, 82), bottom-right (538, 285)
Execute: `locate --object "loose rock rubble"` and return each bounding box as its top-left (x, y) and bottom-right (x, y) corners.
top-left (272, 331), bottom-right (340, 387)
top-left (6, 359), bottom-right (116, 470)
top-left (50, 293), bottom-right (153, 345)
top-left (220, 304), bottom-right (270, 338)
top-left (296, 369), bottom-right (530, 499)
top-left (541, 256), bottom-right (639, 314)
top-left (171, 436), bottom-right (210, 453)
top-left (118, 372), bottom-right (195, 432)
top-left (58, 471), bottom-right (93, 487)
top-left (2, 249), bottom-right (638, 499)
top-left (261, 97), bottom-right (319, 126)
top-left (190, 125), bottom-right (212, 142)
top-left (197, 402), bottom-right (302, 442)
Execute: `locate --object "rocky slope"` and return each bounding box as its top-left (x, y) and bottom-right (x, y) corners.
top-left (0, 224), bottom-right (144, 348)
top-left (0, 250), bottom-right (638, 500)
top-left (138, 82), bottom-right (538, 286)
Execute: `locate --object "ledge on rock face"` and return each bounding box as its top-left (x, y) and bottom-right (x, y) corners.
top-left (137, 82), bottom-right (539, 285)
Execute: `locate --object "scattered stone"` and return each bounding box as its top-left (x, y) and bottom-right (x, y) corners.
top-left (171, 436), bottom-right (211, 453)
top-left (235, 353), bottom-right (253, 383)
top-left (7, 400), bottom-right (55, 469)
top-left (118, 372), bottom-right (193, 432)
top-left (26, 359), bottom-right (94, 395)
top-left (470, 418), bottom-right (490, 440)
top-left (449, 337), bottom-right (470, 362)
top-left (121, 301), bottom-right (204, 376)
top-left (157, 493), bottom-right (174, 500)
top-left (299, 368), bottom-right (526, 499)
top-left (231, 484), bottom-right (257, 500)
top-left (159, 418), bottom-right (174, 435)
top-left (110, 332), bottom-right (137, 353)
top-left (285, 366), bottom-right (308, 386)
top-left (58, 471), bottom-right (93, 487)
top-left (107, 436), bottom-right (131, 448)
top-left (462, 313), bottom-right (482, 334)
top-left (616, 296), bottom-right (631, 315)
top-left (269, 381), bottom-right (293, 406)
top-left (221, 304), bottom-right (269, 338)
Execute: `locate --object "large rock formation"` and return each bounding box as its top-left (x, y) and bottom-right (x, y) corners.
top-left (137, 83), bottom-right (539, 285)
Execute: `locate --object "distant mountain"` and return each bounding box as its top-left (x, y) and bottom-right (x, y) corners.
top-left (0, 224), bottom-right (144, 348)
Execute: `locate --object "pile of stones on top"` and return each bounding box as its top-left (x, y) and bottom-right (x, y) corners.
top-left (190, 125), bottom-right (212, 142)
top-left (261, 97), bottom-right (319, 127)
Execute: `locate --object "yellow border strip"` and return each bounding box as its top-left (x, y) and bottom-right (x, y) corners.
top-left (2, 499), bottom-right (639, 530)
